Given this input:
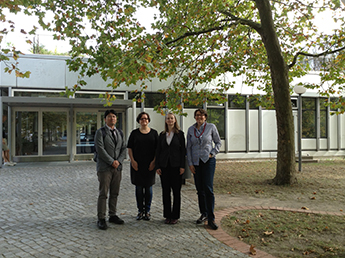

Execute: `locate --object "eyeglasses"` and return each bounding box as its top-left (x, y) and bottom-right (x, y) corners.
top-left (140, 117), bottom-right (149, 120)
top-left (195, 114), bottom-right (205, 117)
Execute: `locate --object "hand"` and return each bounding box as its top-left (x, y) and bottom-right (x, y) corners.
top-left (189, 165), bottom-right (195, 174)
top-left (148, 160), bottom-right (155, 171)
top-left (156, 168), bottom-right (162, 175)
top-left (112, 160), bottom-right (120, 169)
top-left (131, 160), bottom-right (138, 171)
top-left (179, 168), bottom-right (185, 175)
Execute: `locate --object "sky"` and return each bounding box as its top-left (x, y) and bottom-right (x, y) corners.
top-left (1, 7), bottom-right (158, 54)
top-left (0, 5), bottom-right (343, 55)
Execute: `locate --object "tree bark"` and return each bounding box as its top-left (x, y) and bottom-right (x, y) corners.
top-left (256, 0), bottom-right (297, 185)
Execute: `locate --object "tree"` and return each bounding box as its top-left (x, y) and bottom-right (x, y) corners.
top-left (2, 0), bottom-right (345, 185)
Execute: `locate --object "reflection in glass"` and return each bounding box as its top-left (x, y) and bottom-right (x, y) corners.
top-left (76, 112), bottom-right (97, 154)
top-left (207, 108), bottom-right (225, 139)
top-left (320, 98), bottom-right (327, 138)
top-left (43, 112), bottom-right (67, 155)
top-left (302, 98), bottom-right (316, 138)
top-left (15, 111), bottom-right (39, 156)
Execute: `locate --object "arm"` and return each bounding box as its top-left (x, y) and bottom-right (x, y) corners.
top-left (179, 131), bottom-right (186, 175)
top-left (186, 127), bottom-right (195, 174)
top-left (210, 124), bottom-right (222, 156)
top-left (116, 129), bottom-right (127, 165)
top-left (149, 130), bottom-right (158, 171)
top-left (155, 133), bottom-right (162, 175)
top-left (128, 148), bottom-right (138, 171)
top-left (95, 128), bottom-right (114, 165)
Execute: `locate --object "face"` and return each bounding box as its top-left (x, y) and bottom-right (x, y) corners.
top-left (105, 113), bottom-right (117, 127)
top-left (165, 114), bottom-right (176, 127)
top-left (139, 114), bottom-right (149, 126)
top-left (195, 111), bottom-right (206, 124)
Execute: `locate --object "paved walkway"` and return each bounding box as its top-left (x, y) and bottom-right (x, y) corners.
top-left (0, 161), bottom-right (250, 258)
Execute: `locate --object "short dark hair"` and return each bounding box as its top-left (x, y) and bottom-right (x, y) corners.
top-left (194, 108), bottom-right (208, 119)
top-left (136, 112), bottom-right (151, 123)
top-left (104, 109), bottom-right (117, 119)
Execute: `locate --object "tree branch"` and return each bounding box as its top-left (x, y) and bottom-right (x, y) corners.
top-left (164, 24), bottom-right (231, 46)
top-left (164, 9), bottom-right (261, 46)
top-left (218, 10), bottom-right (262, 32)
top-left (288, 46), bottom-right (345, 69)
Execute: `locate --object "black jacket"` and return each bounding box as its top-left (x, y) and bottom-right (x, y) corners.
top-left (156, 130), bottom-right (186, 169)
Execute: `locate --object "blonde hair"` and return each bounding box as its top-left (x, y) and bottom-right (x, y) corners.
top-left (163, 112), bottom-right (180, 134)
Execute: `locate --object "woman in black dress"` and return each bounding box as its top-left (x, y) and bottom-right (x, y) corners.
top-left (156, 113), bottom-right (186, 224)
top-left (127, 112), bottom-right (158, 220)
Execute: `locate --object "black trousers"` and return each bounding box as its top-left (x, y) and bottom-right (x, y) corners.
top-left (160, 165), bottom-right (182, 219)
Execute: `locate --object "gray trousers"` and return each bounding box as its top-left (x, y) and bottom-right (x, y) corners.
top-left (97, 168), bottom-right (122, 219)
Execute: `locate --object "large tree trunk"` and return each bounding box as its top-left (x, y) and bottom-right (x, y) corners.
top-left (256, 0), bottom-right (297, 185)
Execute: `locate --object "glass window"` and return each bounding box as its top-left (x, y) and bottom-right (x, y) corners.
top-left (128, 91), bottom-right (142, 105)
top-left (330, 97), bottom-right (339, 111)
top-left (42, 112), bottom-right (67, 155)
top-left (15, 111), bottom-right (39, 156)
top-left (302, 98), bottom-right (316, 138)
top-left (207, 108), bottom-right (225, 139)
top-left (75, 93), bottom-right (124, 99)
top-left (14, 91), bottom-right (67, 98)
top-left (144, 92), bottom-right (165, 108)
top-left (76, 112), bottom-right (97, 154)
top-left (319, 98), bottom-right (328, 138)
top-left (228, 95), bottom-right (246, 109)
top-left (249, 95), bottom-right (261, 109)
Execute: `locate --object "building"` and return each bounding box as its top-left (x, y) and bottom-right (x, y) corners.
top-left (1, 54), bottom-right (344, 163)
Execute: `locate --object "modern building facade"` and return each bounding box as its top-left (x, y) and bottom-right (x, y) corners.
top-left (1, 54), bottom-right (344, 163)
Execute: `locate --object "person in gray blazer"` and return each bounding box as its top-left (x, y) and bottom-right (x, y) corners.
top-left (95, 110), bottom-right (127, 230)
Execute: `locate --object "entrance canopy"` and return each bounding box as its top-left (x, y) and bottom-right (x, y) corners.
top-left (0, 96), bottom-right (134, 165)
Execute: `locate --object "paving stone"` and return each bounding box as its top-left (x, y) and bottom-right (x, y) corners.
top-left (0, 161), bottom-right (249, 258)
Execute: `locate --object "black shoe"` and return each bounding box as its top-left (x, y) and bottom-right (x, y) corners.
top-left (208, 220), bottom-right (218, 230)
top-left (97, 219), bottom-right (108, 230)
top-left (143, 212), bottom-right (151, 221)
top-left (136, 212), bottom-right (144, 220)
top-left (196, 214), bottom-right (208, 224)
top-left (109, 215), bottom-right (124, 224)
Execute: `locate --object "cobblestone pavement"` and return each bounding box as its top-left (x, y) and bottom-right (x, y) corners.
top-left (0, 161), bottom-right (249, 258)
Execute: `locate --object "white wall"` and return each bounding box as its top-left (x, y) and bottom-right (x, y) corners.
top-left (262, 110), bottom-right (277, 151)
top-left (227, 110), bottom-right (246, 151)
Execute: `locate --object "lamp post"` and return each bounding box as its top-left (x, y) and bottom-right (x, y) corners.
top-left (294, 86), bottom-right (306, 172)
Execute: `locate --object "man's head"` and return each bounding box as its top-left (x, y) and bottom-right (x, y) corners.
top-left (2, 115), bottom-right (7, 123)
top-left (104, 110), bottom-right (117, 128)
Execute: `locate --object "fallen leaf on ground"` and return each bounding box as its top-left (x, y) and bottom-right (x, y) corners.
top-left (250, 245), bottom-right (256, 255)
top-left (301, 206), bottom-right (309, 210)
top-left (263, 231), bottom-right (273, 236)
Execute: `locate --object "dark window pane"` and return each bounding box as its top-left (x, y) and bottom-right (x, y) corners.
top-left (128, 92), bottom-right (142, 104)
top-left (207, 108), bottom-right (225, 139)
top-left (302, 98), bottom-right (316, 138)
top-left (330, 97), bottom-right (339, 111)
top-left (75, 93), bottom-right (124, 99)
top-left (144, 92), bottom-right (165, 108)
top-left (320, 111), bottom-right (327, 138)
top-left (228, 95), bottom-right (246, 109)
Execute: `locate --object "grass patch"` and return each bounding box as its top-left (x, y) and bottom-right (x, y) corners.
top-left (221, 210), bottom-right (345, 258)
top-left (213, 160), bottom-right (345, 257)
top-left (214, 160), bottom-right (345, 203)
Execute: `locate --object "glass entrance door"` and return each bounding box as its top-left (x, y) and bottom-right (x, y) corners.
top-left (15, 111), bottom-right (39, 156)
top-left (42, 111), bottom-right (68, 155)
top-left (14, 109), bottom-right (68, 157)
